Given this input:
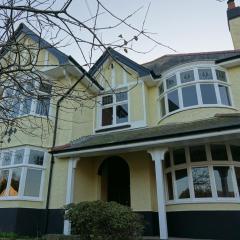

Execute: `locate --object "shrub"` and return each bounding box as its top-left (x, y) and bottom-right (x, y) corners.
top-left (64, 201), bottom-right (144, 240)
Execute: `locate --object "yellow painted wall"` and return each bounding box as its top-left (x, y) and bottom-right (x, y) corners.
top-left (71, 152), bottom-right (156, 212)
top-left (166, 203), bottom-right (240, 212)
top-left (159, 107), bottom-right (238, 125)
top-left (229, 17), bottom-right (240, 49)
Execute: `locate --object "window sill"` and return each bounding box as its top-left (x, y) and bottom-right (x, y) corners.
top-left (95, 124), bottom-right (131, 133)
top-left (0, 196), bottom-right (43, 202)
top-left (166, 198), bottom-right (240, 205)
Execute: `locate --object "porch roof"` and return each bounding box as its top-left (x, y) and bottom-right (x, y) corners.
top-left (52, 115), bottom-right (240, 156)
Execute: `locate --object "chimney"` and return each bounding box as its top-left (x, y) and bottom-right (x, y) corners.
top-left (227, 0), bottom-right (240, 49)
top-left (228, 0), bottom-right (236, 10)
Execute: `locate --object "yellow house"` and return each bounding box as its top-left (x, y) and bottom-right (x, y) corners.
top-left (1, 1), bottom-right (240, 239)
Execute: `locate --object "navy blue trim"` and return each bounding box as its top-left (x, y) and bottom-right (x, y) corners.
top-left (216, 54), bottom-right (240, 64)
top-left (68, 56), bottom-right (103, 90)
top-left (227, 7), bottom-right (240, 20)
top-left (89, 47), bottom-right (151, 77)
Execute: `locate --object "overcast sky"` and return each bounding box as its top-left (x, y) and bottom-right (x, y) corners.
top-left (63, 0), bottom-right (239, 66)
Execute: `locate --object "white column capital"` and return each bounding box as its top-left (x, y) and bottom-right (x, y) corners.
top-left (148, 148), bottom-right (168, 162)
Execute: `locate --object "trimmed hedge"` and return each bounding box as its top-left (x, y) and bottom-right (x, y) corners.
top-left (64, 201), bottom-right (144, 240)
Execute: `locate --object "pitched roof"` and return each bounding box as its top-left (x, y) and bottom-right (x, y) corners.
top-left (0, 23), bottom-right (103, 90)
top-left (3, 23), bottom-right (69, 65)
top-left (51, 115), bottom-right (240, 154)
top-left (142, 50), bottom-right (240, 76)
top-left (89, 47), bottom-right (151, 77)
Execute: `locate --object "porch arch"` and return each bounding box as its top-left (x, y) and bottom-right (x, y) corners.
top-left (98, 156), bottom-right (130, 206)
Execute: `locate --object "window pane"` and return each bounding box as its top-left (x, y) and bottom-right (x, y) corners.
top-left (0, 170), bottom-right (9, 197)
top-left (116, 104), bottom-right (128, 124)
top-left (166, 172), bottom-right (174, 200)
top-left (36, 96), bottom-right (50, 116)
top-left (175, 169), bottom-right (190, 199)
top-left (21, 97), bottom-right (32, 115)
top-left (102, 107), bottom-right (113, 126)
top-left (210, 144), bottom-right (228, 161)
top-left (116, 92), bottom-right (127, 102)
top-left (9, 168), bottom-right (21, 196)
top-left (39, 83), bottom-right (52, 94)
top-left (173, 148), bottom-right (186, 165)
top-left (164, 151), bottom-right (171, 168)
top-left (102, 95), bottom-right (113, 105)
top-left (192, 167), bottom-right (212, 198)
top-left (29, 150), bottom-right (44, 165)
top-left (182, 85), bottom-right (198, 107)
top-left (190, 145), bottom-right (207, 162)
top-left (234, 167), bottom-right (240, 195)
top-left (230, 145), bottom-right (240, 162)
top-left (216, 70), bottom-right (227, 82)
top-left (2, 152), bottom-right (12, 166)
top-left (159, 83), bottom-right (164, 95)
top-left (166, 75), bottom-right (177, 89)
top-left (24, 169), bottom-right (42, 197)
top-left (200, 84), bottom-right (217, 104)
top-left (213, 167), bottom-right (234, 197)
top-left (198, 68), bottom-right (213, 80)
top-left (160, 97), bottom-right (166, 117)
top-left (219, 85), bottom-right (231, 106)
top-left (167, 90), bottom-right (179, 112)
top-left (180, 70), bottom-right (195, 83)
top-left (12, 97), bottom-right (21, 117)
top-left (14, 149), bottom-right (24, 164)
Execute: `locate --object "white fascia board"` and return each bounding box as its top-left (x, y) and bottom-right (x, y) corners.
top-left (53, 128), bottom-right (240, 158)
top-left (217, 59), bottom-right (240, 68)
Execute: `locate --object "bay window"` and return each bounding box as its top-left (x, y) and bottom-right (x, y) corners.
top-left (100, 90), bottom-right (128, 128)
top-left (164, 143), bottom-right (240, 203)
top-left (159, 66), bottom-right (232, 118)
top-left (0, 147), bottom-right (46, 199)
top-left (2, 80), bottom-right (51, 118)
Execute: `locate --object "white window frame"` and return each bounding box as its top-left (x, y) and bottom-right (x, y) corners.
top-left (0, 146), bottom-right (47, 201)
top-left (164, 143), bottom-right (240, 205)
top-left (1, 77), bottom-right (52, 119)
top-left (158, 64), bottom-right (234, 119)
top-left (96, 88), bottom-right (129, 130)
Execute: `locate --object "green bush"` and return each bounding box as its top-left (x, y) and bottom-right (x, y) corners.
top-left (64, 201), bottom-right (144, 240)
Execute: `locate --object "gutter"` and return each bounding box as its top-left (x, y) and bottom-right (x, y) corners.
top-left (44, 73), bottom-right (86, 234)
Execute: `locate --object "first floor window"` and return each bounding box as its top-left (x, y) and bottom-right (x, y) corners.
top-left (192, 167), bottom-right (212, 198)
top-left (100, 90), bottom-right (128, 127)
top-left (213, 166), bottom-right (234, 197)
top-left (0, 147), bottom-right (46, 199)
top-left (182, 85), bottom-right (198, 107)
top-left (165, 143), bottom-right (240, 202)
top-left (2, 81), bottom-right (51, 117)
top-left (175, 169), bottom-right (190, 199)
top-left (158, 67), bottom-right (231, 118)
top-left (167, 90), bottom-right (179, 112)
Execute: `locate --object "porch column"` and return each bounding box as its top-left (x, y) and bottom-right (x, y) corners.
top-left (148, 148), bottom-right (168, 240)
top-left (63, 158), bottom-right (78, 235)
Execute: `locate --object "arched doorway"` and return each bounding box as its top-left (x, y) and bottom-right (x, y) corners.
top-left (98, 156), bottom-right (130, 206)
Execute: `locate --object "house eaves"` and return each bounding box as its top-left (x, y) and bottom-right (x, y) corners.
top-left (89, 47), bottom-right (151, 78)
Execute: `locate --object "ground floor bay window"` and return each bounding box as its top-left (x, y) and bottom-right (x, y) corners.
top-left (0, 147), bottom-right (46, 200)
top-left (164, 143), bottom-right (240, 202)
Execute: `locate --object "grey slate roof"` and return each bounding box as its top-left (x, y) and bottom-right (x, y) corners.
top-left (143, 50), bottom-right (240, 76)
top-left (52, 116), bottom-right (240, 154)
top-left (89, 47), bottom-right (151, 77)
